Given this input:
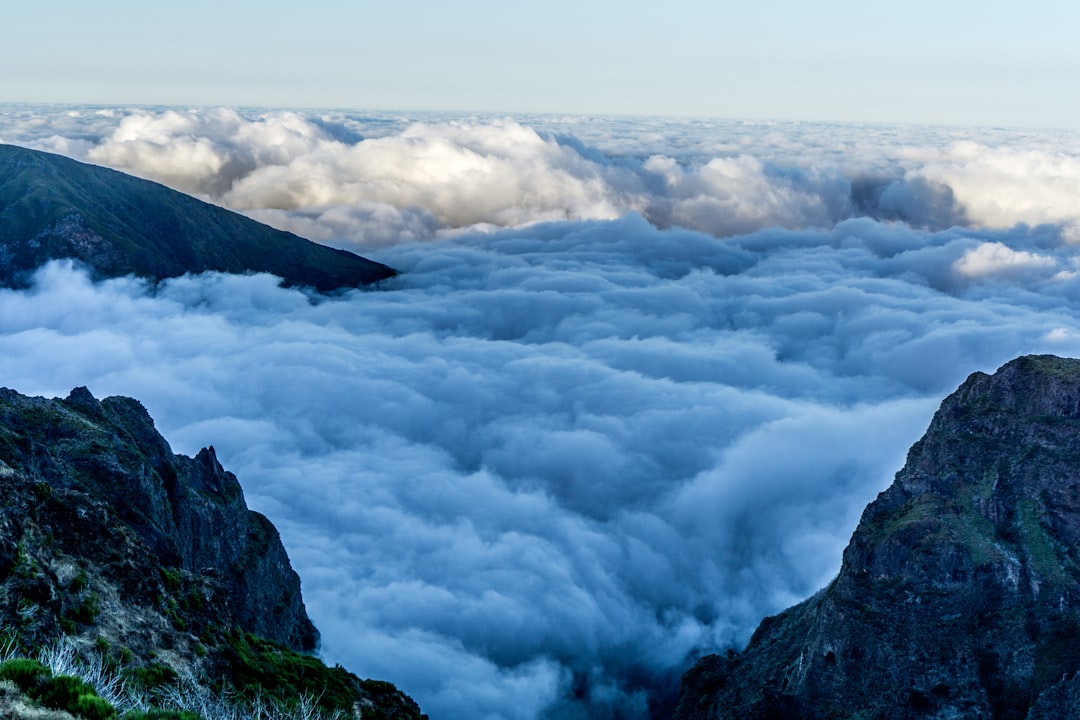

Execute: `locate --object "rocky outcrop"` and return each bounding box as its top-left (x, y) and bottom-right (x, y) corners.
top-left (0, 143), bottom-right (396, 290)
top-left (0, 385), bottom-right (315, 652)
top-left (675, 355), bottom-right (1080, 720)
top-left (0, 385), bottom-right (423, 719)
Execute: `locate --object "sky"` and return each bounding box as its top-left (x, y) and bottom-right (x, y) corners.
top-left (3, 0), bottom-right (1080, 126)
top-left (4, 107), bottom-right (1080, 719)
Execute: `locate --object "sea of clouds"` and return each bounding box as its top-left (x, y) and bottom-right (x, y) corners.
top-left (3, 105), bottom-right (1080, 719)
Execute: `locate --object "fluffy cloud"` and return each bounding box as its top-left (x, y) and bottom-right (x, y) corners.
top-left (916, 139), bottom-right (1080, 229)
top-left (4, 108), bottom-right (1080, 720)
top-left (642, 155), bottom-right (844, 236)
top-left (8, 108), bottom-right (1080, 245)
top-left (954, 241), bottom-right (1059, 280)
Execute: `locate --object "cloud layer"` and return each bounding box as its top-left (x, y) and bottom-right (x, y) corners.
top-left (8, 106), bottom-right (1080, 251)
top-left (3, 106), bottom-right (1080, 719)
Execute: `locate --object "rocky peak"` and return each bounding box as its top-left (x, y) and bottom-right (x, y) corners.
top-left (0, 385), bottom-right (423, 718)
top-left (0, 384), bottom-right (316, 650)
top-left (675, 355), bottom-right (1080, 720)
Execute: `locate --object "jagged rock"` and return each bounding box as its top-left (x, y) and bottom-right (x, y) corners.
top-left (0, 385), bottom-right (315, 651)
top-left (0, 385), bottom-right (423, 719)
top-left (0, 143), bottom-right (396, 291)
top-left (675, 355), bottom-right (1080, 720)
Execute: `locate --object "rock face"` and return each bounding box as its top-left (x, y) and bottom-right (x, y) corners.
top-left (0, 143), bottom-right (396, 291)
top-left (0, 385), bottom-right (315, 652)
top-left (675, 355), bottom-right (1080, 720)
top-left (0, 385), bottom-right (423, 719)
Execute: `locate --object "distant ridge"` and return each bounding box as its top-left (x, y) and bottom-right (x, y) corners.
top-left (0, 143), bottom-right (395, 291)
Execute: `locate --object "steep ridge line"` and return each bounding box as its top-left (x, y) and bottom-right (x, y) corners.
top-left (676, 354), bottom-right (1080, 720)
top-left (0, 143), bottom-right (395, 291)
top-left (0, 385), bottom-right (423, 719)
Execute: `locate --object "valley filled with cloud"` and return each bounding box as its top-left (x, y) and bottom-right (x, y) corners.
top-left (3, 105), bottom-right (1080, 719)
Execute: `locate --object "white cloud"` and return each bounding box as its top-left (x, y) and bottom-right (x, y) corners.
top-left (918, 140), bottom-right (1080, 229)
top-left (954, 241), bottom-right (1058, 280)
top-left (9, 108), bottom-right (1080, 244)
top-left (85, 108), bottom-right (333, 197)
top-left (642, 154), bottom-right (842, 236)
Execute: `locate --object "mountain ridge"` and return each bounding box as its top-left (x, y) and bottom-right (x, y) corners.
top-left (0, 384), bottom-right (423, 719)
top-left (675, 354), bottom-right (1080, 720)
top-left (0, 143), bottom-right (395, 291)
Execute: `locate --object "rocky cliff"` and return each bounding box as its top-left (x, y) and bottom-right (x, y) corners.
top-left (675, 355), bottom-right (1080, 720)
top-left (0, 143), bottom-right (395, 291)
top-left (0, 385), bottom-right (422, 719)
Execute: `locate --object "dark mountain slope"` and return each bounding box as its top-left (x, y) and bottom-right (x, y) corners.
top-left (0, 385), bottom-right (422, 719)
top-left (0, 143), bottom-right (394, 290)
top-left (676, 355), bottom-right (1080, 720)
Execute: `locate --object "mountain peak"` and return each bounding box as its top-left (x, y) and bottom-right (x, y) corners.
top-left (0, 384), bottom-right (424, 718)
top-left (676, 354), bottom-right (1080, 720)
top-left (0, 143), bottom-right (395, 291)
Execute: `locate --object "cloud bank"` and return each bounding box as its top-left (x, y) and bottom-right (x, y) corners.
top-left (7, 106), bottom-right (1080, 250)
top-left (3, 106), bottom-right (1080, 719)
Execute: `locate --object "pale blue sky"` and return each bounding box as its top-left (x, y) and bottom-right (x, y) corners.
top-left (4, 0), bottom-right (1078, 127)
